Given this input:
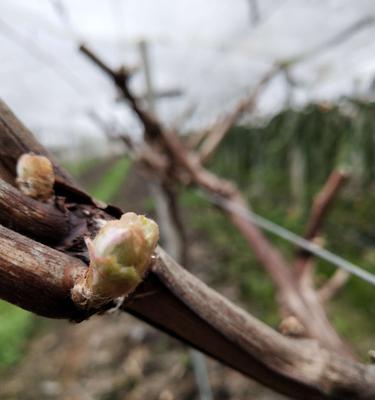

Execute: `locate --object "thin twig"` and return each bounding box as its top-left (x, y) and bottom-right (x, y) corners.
top-left (198, 66), bottom-right (280, 163)
top-left (319, 270), bottom-right (350, 304)
top-left (78, 45), bottom-right (354, 356)
top-left (294, 170), bottom-right (348, 279)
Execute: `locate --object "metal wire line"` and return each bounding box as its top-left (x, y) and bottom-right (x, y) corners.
top-left (199, 190), bottom-right (375, 286)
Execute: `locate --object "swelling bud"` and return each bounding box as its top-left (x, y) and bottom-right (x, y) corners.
top-left (72, 212), bottom-right (159, 308)
top-left (16, 153), bottom-right (55, 200)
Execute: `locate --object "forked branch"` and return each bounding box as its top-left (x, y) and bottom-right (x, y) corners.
top-left (79, 44), bottom-right (355, 356)
top-left (294, 169), bottom-right (349, 300)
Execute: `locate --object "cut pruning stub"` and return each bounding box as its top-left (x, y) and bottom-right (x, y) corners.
top-left (71, 212), bottom-right (159, 309)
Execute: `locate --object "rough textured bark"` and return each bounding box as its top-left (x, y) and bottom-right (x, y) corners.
top-left (0, 224), bottom-right (86, 319)
top-left (145, 248), bottom-right (375, 400)
top-left (0, 97), bottom-right (375, 399)
top-left (0, 229), bottom-right (374, 399)
top-left (0, 178), bottom-right (69, 243)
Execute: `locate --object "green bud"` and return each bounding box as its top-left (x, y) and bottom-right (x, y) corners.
top-left (72, 212), bottom-right (159, 308)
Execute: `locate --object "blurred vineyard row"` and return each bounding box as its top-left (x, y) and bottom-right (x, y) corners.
top-left (214, 99), bottom-right (375, 199)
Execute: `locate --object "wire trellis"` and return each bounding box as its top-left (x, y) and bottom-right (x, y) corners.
top-left (198, 190), bottom-right (375, 286)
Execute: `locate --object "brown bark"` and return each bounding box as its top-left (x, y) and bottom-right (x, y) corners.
top-left (144, 248), bottom-right (375, 400)
top-left (295, 170), bottom-right (348, 277)
top-left (319, 270), bottom-right (350, 303)
top-left (206, 189), bottom-right (354, 357)
top-left (289, 170), bottom-right (351, 353)
top-left (0, 99), bottom-right (74, 186)
top-left (80, 44), bottom-right (163, 142)
top-left (0, 228), bottom-right (374, 399)
top-left (0, 224), bottom-right (86, 319)
top-left (0, 97), bottom-right (374, 399)
top-left (0, 178), bottom-right (69, 243)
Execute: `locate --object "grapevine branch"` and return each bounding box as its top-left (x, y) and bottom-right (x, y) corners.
top-left (0, 98), bottom-right (375, 399)
top-left (79, 44), bottom-right (354, 356)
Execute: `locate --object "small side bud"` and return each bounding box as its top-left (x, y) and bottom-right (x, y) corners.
top-left (16, 153), bottom-right (55, 200)
top-left (278, 316), bottom-right (305, 338)
top-left (72, 212), bottom-right (159, 308)
top-left (368, 350), bottom-right (375, 364)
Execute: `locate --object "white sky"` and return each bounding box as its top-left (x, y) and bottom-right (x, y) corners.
top-left (1, 0), bottom-right (375, 151)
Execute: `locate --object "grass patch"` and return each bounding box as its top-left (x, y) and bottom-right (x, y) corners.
top-left (63, 157), bottom-right (98, 178)
top-left (90, 157), bottom-right (131, 203)
top-left (0, 302), bottom-right (34, 368)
